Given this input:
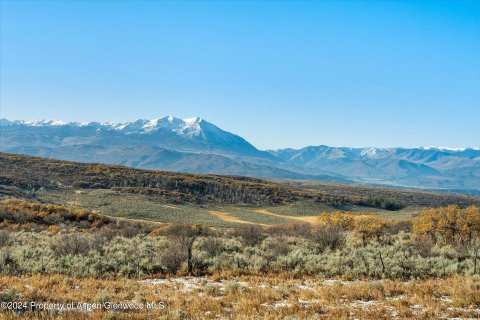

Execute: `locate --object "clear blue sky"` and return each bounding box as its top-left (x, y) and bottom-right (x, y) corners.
top-left (1, 1), bottom-right (479, 150)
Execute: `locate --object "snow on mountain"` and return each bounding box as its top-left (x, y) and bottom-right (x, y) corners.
top-left (141, 116), bottom-right (185, 133)
top-left (5, 117), bottom-right (479, 153)
top-left (181, 117), bottom-right (205, 137)
top-left (420, 146), bottom-right (480, 152)
top-left (2, 119), bottom-right (69, 126)
top-left (360, 147), bottom-right (384, 157)
top-left (5, 116), bottom-right (215, 137)
top-left (113, 116), bottom-right (204, 136)
top-left (24, 119), bottom-right (68, 126)
top-left (1, 115), bottom-right (268, 158)
top-left (1, 116), bottom-right (479, 191)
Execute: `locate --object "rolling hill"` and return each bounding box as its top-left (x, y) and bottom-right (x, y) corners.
top-left (1, 153), bottom-right (479, 210)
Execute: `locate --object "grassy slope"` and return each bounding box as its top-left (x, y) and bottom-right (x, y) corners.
top-left (2, 152), bottom-right (479, 227)
top-left (34, 188), bottom-right (425, 227)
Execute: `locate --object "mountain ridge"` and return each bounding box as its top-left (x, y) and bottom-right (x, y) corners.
top-left (1, 116), bottom-right (478, 193)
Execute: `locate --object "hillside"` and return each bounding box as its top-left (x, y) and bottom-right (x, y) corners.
top-left (1, 153), bottom-right (479, 211)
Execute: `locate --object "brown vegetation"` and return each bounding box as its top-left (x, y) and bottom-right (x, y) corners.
top-left (0, 274), bottom-right (479, 319)
top-left (2, 153), bottom-right (479, 209)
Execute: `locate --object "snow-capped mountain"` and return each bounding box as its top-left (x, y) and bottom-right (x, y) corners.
top-left (1, 116), bottom-right (479, 192)
top-left (2, 116), bottom-right (237, 140)
top-left (270, 145), bottom-right (480, 192)
top-left (0, 116), bottom-right (269, 157)
top-left (109, 116), bottom-right (211, 136)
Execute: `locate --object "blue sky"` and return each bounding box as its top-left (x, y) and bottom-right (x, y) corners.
top-left (1, 1), bottom-right (479, 149)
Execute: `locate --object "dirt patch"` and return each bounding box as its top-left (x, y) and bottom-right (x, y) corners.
top-left (255, 209), bottom-right (319, 225)
top-left (209, 211), bottom-right (267, 226)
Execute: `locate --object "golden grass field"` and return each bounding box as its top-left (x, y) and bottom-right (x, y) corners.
top-left (1, 274), bottom-right (479, 319)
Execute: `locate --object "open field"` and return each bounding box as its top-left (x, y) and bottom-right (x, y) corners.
top-left (0, 198), bottom-right (479, 318)
top-left (2, 153), bottom-right (479, 228)
top-left (34, 188), bottom-right (423, 227)
top-left (1, 274), bottom-right (479, 319)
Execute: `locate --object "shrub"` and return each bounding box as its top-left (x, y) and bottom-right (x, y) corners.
top-left (233, 225), bottom-right (265, 246)
top-left (0, 288), bottom-right (19, 302)
top-left (50, 232), bottom-right (93, 256)
top-left (204, 284), bottom-right (221, 296)
top-left (364, 196), bottom-right (404, 211)
top-left (262, 236), bottom-right (290, 259)
top-left (312, 224), bottom-right (346, 251)
top-left (411, 235), bottom-right (435, 257)
top-left (159, 242), bottom-right (186, 274)
top-left (0, 230), bottom-right (10, 246)
top-left (224, 280), bottom-right (242, 294)
top-left (199, 237), bottom-right (224, 257)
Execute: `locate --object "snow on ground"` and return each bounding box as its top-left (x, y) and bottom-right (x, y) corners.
top-left (141, 277), bottom-right (480, 318)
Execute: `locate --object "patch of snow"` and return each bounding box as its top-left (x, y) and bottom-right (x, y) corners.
top-left (180, 116), bottom-right (203, 137)
top-left (351, 300), bottom-right (376, 308)
top-left (273, 300), bottom-right (292, 308)
top-left (183, 116), bottom-right (202, 125)
top-left (322, 279), bottom-right (356, 286)
top-left (410, 304), bottom-right (424, 316)
top-left (386, 295), bottom-right (404, 301)
top-left (24, 119), bottom-right (67, 126)
top-left (298, 299), bottom-right (321, 306)
top-left (420, 146), bottom-right (475, 152)
top-left (361, 147), bottom-right (378, 156)
top-left (297, 285), bottom-right (312, 291)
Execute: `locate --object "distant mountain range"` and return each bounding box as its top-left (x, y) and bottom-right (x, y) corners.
top-left (1, 116), bottom-right (479, 193)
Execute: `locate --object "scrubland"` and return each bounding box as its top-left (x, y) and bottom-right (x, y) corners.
top-left (1, 154), bottom-right (480, 318)
top-left (0, 198), bottom-right (479, 318)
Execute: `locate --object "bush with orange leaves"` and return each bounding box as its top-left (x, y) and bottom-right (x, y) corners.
top-left (413, 205), bottom-right (480, 274)
top-left (317, 211), bottom-right (389, 246)
top-left (0, 198), bottom-right (111, 230)
top-left (318, 211), bottom-right (355, 230)
top-left (412, 205), bottom-right (480, 245)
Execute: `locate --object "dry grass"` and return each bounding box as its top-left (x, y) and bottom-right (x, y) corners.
top-left (0, 274), bottom-right (479, 319)
top-left (208, 210), bottom-right (268, 226)
top-left (255, 209), bottom-right (321, 225)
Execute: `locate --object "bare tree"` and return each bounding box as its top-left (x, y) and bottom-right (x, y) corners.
top-left (164, 224), bottom-right (206, 275)
top-left (312, 224), bottom-right (346, 251)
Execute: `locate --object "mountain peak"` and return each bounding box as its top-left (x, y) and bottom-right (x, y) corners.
top-left (0, 118), bottom-right (12, 126)
top-left (183, 116), bottom-right (202, 124)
